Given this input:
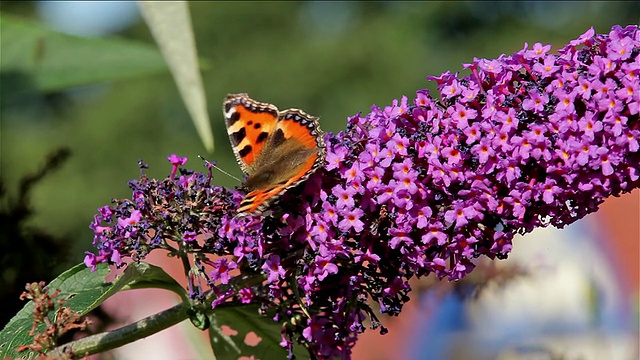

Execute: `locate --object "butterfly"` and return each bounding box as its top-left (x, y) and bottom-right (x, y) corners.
top-left (223, 93), bottom-right (326, 217)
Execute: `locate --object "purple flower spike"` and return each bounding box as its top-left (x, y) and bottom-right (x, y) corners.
top-left (85, 26), bottom-right (640, 360)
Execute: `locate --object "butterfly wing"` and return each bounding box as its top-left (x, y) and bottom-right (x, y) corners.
top-left (223, 93), bottom-right (279, 175)
top-left (237, 109), bottom-right (326, 217)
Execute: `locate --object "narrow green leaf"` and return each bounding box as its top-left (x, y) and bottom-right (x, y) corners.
top-left (138, 2), bottom-right (215, 152)
top-left (0, 13), bottom-right (168, 95)
top-left (208, 304), bottom-right (309, 360)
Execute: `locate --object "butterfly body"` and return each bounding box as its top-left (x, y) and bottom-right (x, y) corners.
top-left (223, 94), bottom-right (326, 217)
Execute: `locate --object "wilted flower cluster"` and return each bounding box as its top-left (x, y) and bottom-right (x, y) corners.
top-left (84, 155), bottom-right (243, 282)
top-left (16, 282), bottom-right (90, 357)
top-left (85, 25), bottom-right (639, 359)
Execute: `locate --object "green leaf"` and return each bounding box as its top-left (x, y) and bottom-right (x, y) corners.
top-left (139, 2), bottom-right (215, 152)
top-left (0, 13), bottom-right (168, 96)
top-left (0, 262), bottom-right (110, 359)
top-left (117, 261), bottom-right (187, 301)
top-left (0, 261), bottom-right (186, 359)
top-left (208, 304), bottom-right (309, 360)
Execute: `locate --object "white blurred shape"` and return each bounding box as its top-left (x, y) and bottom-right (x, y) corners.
top-left (299, 2), bottom-right (357, 37)
top-left (36, 1), bottom-right (140, 37)
top-left (459, 222), bottom-right (636, 360)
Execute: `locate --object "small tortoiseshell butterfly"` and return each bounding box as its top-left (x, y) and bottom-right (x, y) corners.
top-left (223, 93), bottom-right (326, 217)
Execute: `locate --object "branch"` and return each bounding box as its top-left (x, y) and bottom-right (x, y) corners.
top-left (47, 271), bottom-right (267, 358)
top-left (48, 301), bottom-right (189, 358)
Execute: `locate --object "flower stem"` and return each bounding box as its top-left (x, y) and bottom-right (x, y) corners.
top-left (47, 271), bottom-right (268, 358)
top-left (48, 301), bottom-right (189, 358)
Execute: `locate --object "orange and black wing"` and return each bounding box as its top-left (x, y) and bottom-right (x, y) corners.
top-left (235, 108), bottom-right (326, 217)
top-left (223, 93), bottom-right (279, 175)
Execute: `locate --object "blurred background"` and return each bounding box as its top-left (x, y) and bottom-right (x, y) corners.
top-left (1, 2), bottom-right (638, 359)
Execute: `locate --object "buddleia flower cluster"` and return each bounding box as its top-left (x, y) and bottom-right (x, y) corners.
top-left (85, 25), bottom-right (639, 359)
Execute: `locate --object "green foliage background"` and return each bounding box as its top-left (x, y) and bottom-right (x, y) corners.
top-left (1, 2), bottom-right (637, 285)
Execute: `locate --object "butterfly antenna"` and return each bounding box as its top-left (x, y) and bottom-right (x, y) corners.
top-left (197, 155), bottom-right (242, 182)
